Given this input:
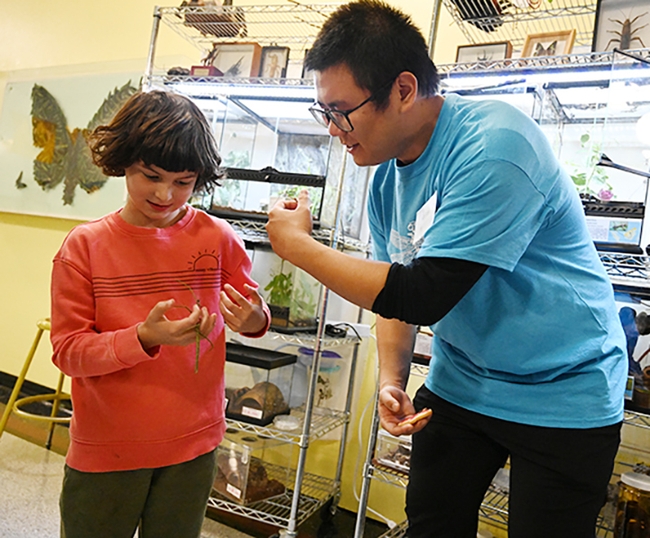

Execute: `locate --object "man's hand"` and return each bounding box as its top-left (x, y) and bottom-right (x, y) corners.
top-left (266, 190), bottom-right (313, 262)
top-left (378, 385), bottom-right (431, 436)
top-left (220, 283), bottom-right (267, 334)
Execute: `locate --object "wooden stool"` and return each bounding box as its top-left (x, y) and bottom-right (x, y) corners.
top-left (0, 318), bottom-right (71, 449)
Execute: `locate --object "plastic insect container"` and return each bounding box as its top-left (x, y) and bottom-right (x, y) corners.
top-left (291, 347), bottom-right (345, 409)
top-left (225, 343), bottom-right (296, 426)
top-left (614, 471), bottom-right (650, 537)
top-left (373, 429), bottom-right (412, 474)
top-left (213, 430), bottom-right (289, 505)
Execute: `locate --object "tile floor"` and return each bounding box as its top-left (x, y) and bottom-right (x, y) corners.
top-left (0, 432), bottom-right (256, 538)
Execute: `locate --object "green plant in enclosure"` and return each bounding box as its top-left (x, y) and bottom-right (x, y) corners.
top-left (264, 260), bottom-right (293, 308)
top-left (272, 185), bottom-right (323, 218)
top-left (568, 133), bottom-right (612, 200)
top-left (263, 261), bottom-right (318, 322)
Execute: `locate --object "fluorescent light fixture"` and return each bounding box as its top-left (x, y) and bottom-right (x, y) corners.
top-left (441, 65), bottom-right (650, 91)
top-left (171, 81), bottom-right (316, 101)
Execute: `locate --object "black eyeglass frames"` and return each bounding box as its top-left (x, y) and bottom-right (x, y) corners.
top-left (308, 79), bottom-right (396, 133)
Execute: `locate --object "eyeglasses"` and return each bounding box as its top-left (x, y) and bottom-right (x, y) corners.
top-left (308, 79), bottom-right (396, 133)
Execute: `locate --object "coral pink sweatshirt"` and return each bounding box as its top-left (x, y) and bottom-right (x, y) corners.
top-left (51, 206), bottom-right (269, 472)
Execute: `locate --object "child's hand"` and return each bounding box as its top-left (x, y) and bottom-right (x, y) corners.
top-left (137, 299), bottom-right (216, 351)
top-left (220, 283), bottom-right (267, 334)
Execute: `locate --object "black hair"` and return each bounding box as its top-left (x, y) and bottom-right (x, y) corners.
top-left (305, 0), bottom-right (439, 110)
top-left (88, 90), bottom-right (223, 194)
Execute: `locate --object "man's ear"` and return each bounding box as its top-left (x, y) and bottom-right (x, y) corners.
top-left (395, 71), bottom-right (418, 111)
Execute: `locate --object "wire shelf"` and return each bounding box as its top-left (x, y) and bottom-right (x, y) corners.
top-left (156, 4), bottom-right (338, 63)
top-left (221, 217), bottom-right (370, 253)
top-left (479, 486), bottom-right (509, 528)
top-left (624, 409), bottom-right (650, 430)
top-left (597, 252), bottom-right (650, 297)
top-left (441, 0), bottom-right (597, 52)
top-left (225, 406), bottom-right (349, 444)
top-left (208, 462), bottom-right (337, 528)
top-left (370, 463), bottom-right (409, 489)
top-left (268, 331), bottom-right (361, 349)
top-left (439, 48), bottom-right (650, 75)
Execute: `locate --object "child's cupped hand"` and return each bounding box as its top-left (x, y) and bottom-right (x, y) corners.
top-left (219, 283), bottom-right (267, 334)
top-left (137, 299), bottom-right (217, 351)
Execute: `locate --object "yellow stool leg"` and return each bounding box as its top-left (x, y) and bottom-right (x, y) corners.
top-left (0, 325), bottom-right (46, 440)
top-left (45, 371), bottom-right (68, 450)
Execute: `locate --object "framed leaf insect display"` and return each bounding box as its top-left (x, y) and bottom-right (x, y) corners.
top-left (521, 29), bottom-right (577, 58)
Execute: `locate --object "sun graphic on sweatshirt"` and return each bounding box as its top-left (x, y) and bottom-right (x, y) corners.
top-left (188, 250), bottom-right (219, 272)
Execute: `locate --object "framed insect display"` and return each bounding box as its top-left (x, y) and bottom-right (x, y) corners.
top-left (592, 0), bottom-right (650, 52)
top-left (455, 41), bottom-right (513, 63)
top-left (521, 29), bottom-right (577, 58)
top-left (258, 46), bottom-right (290, 79)
top-left (206, 42), bottom-right (262, 78)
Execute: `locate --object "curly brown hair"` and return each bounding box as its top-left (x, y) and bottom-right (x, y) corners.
top-left (88, 90), bottom-right (223, 194)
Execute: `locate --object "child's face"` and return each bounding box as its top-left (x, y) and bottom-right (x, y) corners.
top-left (121, 161), bottom-right (198, 228)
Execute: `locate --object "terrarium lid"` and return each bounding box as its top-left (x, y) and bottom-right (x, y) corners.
top-left (226, 343), bottom-right (297, 369)
top-left (297, 346), bottom-right (342, 359)
top-left (621, 472), bottom-right (650, 492)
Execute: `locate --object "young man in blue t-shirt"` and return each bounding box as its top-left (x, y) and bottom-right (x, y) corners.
top-left (266, 1), bottom-right (627, 536)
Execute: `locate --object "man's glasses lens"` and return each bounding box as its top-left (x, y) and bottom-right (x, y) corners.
top-left (309, 107), bottom-right (352, 132)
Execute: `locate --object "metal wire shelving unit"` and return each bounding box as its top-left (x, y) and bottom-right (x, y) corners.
top-left (436, 48), bottom-right (650, 76)
top-left (224, 406), bottom-right (348, 445)
top-left (438, 0), bottom-right (597, 53)
top-left (208, 462), bottom-right (338, 528)
top-left (144, 6), bottom-right (370, 537)
top-left (145, 4), bottom-right (340, 87)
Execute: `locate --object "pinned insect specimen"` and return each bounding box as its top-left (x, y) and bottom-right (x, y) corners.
top-left (174, 280), bottom-right (214, 373)
top-left (535, 40), bottom-right (557, 56)
top-left (15, 171), bottom-right (27, 189)
top-left (605, 12), bottom-right (648, 50)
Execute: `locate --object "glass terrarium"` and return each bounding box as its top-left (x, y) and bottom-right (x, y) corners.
top-left (538, 50), bottom-right (650, 253)
top-left (225, 343), bottom-right (296, 426)
top-left (213, 430), bottom-right (290, 505)
top-left (210, 167), bottom-right (326, 223)
top-left (187, 86), bottom-right (371, 236)
top-left (373, 429), bottom-right (412, 474)
top-left (616, 292), bottom-right (650, 412)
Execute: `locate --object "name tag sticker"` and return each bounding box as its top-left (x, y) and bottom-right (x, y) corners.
top-left (413, 192), bottom-right (437, 245)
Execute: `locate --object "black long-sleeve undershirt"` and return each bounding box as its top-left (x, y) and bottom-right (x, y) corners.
top-left (371, 257), bottom-right (488, 326)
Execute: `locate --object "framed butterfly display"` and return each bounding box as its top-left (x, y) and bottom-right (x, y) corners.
top-left (521, 29), bottom-right (577, 58)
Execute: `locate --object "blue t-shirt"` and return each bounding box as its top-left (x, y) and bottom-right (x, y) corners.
top-left (368, 93), bottom-right (627, 428)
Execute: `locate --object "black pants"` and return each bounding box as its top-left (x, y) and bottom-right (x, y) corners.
top-left (406, 386), bottom-right (621, 538)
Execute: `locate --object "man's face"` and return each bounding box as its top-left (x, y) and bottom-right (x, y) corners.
top-left (314, 64), bottom-right (399, 167)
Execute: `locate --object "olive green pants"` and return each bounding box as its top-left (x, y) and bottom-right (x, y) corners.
top-left (60, 449), bottom-right (217, 538)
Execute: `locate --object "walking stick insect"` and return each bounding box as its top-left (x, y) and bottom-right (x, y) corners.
top-left (605, 12), bottom-right (648, 50)
top-left (173, 280), bottom-right (214, 373)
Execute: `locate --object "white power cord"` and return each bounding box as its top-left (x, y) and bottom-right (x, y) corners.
top-left (351, 332), bottom-right (398, 530)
